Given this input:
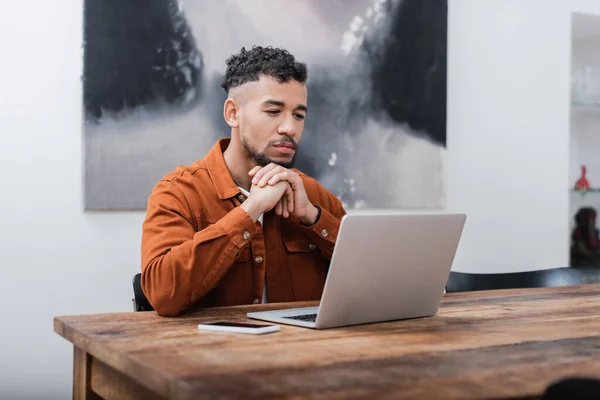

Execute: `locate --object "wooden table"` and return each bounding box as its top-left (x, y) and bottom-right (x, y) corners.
top-left (54, 284), bottom-right (600, 400)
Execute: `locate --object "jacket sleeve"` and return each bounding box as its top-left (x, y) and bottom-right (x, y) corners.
top-left (140, 179), bottom-right (256, 316)
top-left (301, 185), bottom-right (347, 260)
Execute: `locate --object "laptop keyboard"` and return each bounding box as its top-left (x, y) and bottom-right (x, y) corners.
top-left (283, 313), bottom-right (317, 322)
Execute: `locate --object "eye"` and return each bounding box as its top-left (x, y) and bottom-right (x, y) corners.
top-left (266, 110), bottom-right (280, 115)
top-left (295, 113), bottom-right (305, 120)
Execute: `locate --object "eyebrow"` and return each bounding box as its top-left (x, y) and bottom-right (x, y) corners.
top-left (262, 99), bottom-right (308, 113)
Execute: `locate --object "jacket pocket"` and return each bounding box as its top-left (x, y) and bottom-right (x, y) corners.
top-left (283, 236), bottom-right (317, 253)
top-left (283, 235), bottom-right (326, 301)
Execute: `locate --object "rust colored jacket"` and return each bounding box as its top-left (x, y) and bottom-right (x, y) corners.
top-left (141, 138), bottom-right (346, 316)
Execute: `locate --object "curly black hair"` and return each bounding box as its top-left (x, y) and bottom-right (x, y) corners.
top-left (221, 46), bottom-right (307, 93)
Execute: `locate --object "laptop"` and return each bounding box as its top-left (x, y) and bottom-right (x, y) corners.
top-left (247, 211), bottom-right (466, 329)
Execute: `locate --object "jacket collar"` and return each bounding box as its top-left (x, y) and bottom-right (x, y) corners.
top-left (205, 138), bottom-right (242, 200)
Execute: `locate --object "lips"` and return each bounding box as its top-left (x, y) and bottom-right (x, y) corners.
top-left (273, 142), bottom-right (295, 149)
top-left (272, 142), bottom-right (295, 154)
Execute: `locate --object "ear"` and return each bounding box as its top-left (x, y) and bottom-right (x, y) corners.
top-left (223, 98), bottom-right (239, 128)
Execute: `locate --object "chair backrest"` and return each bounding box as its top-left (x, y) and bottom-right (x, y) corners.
top-left (541, 377), bottom-right (600, 400)
top-left (132, 272), bottom-right (154, 312)
top-left (445, 267), bottom-right (600, 293)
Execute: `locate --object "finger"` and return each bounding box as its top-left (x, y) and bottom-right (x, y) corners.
top-left (282, 196), bottom-right (289, 218)
top-left (252, 163), bottom-right (279, 186)
top-left (248, 166), bottom-right (261, 177)
top-left (286, 184), bottom-right (295, 214)
top-left (261, 169), bottom-right (294, 188)
top-left (288, 189), bottom-right (294, 214)
top-left (275, 198), bottom-right (282, 216)
top-left (269, 170), bottom-right (300, 189)
top-left (251, 163), bottom-right (277, 184)
top-left (257, 167), bottom-right (285, 187)
top-left (265, 171), bottom-right (291, 187)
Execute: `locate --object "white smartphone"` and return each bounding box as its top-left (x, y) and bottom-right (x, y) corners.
top-left (197, 321), bottom-right (280, 335)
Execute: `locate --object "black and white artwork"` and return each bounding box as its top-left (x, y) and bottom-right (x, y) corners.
top-left (83, 0), bottom-right (447, 210)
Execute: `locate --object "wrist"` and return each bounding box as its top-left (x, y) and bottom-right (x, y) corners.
top-left (240, 199), bottom-right (263, 222)
top-left (300, 204), bottom-right (319, 226)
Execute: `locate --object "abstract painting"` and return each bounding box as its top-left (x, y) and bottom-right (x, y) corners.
top-left (83, 0), bottom-right (447, 210)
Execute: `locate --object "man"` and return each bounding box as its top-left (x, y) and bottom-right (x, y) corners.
top-left (141, 46), bottom-right (347, 317)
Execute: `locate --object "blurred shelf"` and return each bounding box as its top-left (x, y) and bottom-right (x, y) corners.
top-left (571, 101), bottom-right (600, 108)
top-left (572, 188), bottom-right (600, 195)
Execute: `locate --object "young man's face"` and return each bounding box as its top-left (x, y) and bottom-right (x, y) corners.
top-left (232, 75), bottom-right (307, 168)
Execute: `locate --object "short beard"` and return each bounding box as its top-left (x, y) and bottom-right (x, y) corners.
top-left (241, 134), bottom-right (296, 169)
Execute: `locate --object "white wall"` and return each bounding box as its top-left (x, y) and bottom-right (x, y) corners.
top-left (1, 0), bottom-right (599, 399)
top-left (0, 2), bottom-right (144, 399)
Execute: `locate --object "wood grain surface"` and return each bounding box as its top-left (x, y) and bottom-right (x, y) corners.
top-left (54, 284), bottom-right (600, 399)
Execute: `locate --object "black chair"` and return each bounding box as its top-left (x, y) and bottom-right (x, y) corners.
top-left (132, 272), bottom-right (154, 311)
top-left (445, 266), bottom-right (600, 293)
top-left (541, 377), bottom-right (600, 399)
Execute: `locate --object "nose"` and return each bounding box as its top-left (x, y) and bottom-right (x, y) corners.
top-left (277, 114), bottom-right (299, 137)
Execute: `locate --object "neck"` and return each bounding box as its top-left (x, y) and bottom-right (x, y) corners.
top-left (223, 136), bottom-right (256, 191)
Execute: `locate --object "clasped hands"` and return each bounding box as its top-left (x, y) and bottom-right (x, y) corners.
top-left (240, 163), bottom-right (319, 226)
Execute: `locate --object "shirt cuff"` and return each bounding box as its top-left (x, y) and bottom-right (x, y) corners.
top-left (301, 205), bottom-right (322, 227)
top-left (301, 205), bottom-right (340, 245)
top-left (216, 207), bottom-right (257, 248)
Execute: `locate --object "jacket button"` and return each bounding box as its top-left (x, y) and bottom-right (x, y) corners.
top-left (238, 194), bottom-right (246, 202)
top-left (255, 256), bottom-right (263, 264)
top-left (309, 243), bottom-right (317, 250)
top-left (253, 298), bottom-right (260, 304)
top-left (321, 229), bottom-right (329, 237)
top-left (243, 231), bottom-right (251, 240)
